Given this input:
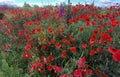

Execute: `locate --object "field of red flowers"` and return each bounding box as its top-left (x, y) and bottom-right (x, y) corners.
top-left (0, 4), bottom-right (120, 77)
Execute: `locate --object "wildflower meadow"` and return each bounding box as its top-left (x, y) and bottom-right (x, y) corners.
top-left (0, 2), bottom-right (120, 77)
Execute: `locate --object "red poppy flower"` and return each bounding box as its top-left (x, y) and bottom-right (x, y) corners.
top-left (2, 45), bottom-right (7, 49)
top-left (28, 38), bottom-right (33, 43)
top-left (97, 25), bottom-right (103, 29)
top-left (25, 34), bottom-right (29, 38)
top-left (100, 33), bottom-right (112, 44)
top-left (34, 21), bottom-right (39, 26)
top-left (37, 62), bottom-right (43, 67)
top-left (48, 27), bottom-right (52, 32)
top-left (80, 57), bottom-right (86, 63)
top-left (108, 47), bottom-right (118, 54)
top-left (108, 29), bottom-right (113, 33)
top-left (48, 55), bottom-right (54, 61)
top-left (66, 41), bottom-right (71, 45)
top-left (91, 20), bottom-right (95, 26)
top-left (60, 74), bottom-right (68, 77)
top-left (74, 69), bottom-right (84, 77)
top-left (55, 43), bottom-right (62, 49)
top-left (41, 45), bottom-right (47, 50)
top-left (24, 44), bottom-right (31, 52)
top-left (113, 52), bottom-right (120, 62)
top-left (110, 19), bottom-right (119, 27)
top-left (30, 66), bottom-right (35, 73)
top-left (79, 27), bottom-right (84, 32)
top-left (31, 29), bottom-right (36, 34)
top-left (77, 57), bottom-right (86, 67)
top-left (53, 65), bottom-right (62, 73)
top-left (96, 48), bottom-right (104, 53)
top-left (24, 22), bottom-right (29, 27)
top-left (89, 34), bottom-right (96, 47)
top-left (95, 69), bottom-right (100, 76)
top-left (94, 30), bottom-right (99, 35)
top-left (70, 37), bottom-right (75, 43)
top-left (62, 50), bottom-right (67, 58)
top-left (102, 73), bottom-right (107, 77)
top-left (86, 21), bottom-right (90, 26)
top-left (84, 64), bottom-right (89, 69)
top-left (84, 15), bottom-right (90, 21)
top-left (40, 56), bottom-right (45, 62)
top-left (45, 60), bottom-right (50, 65)
top-left (54, 29), bottom-right (58, 35)
top-left (62, 38), bottom-right (67, 43)
top-left (3, 50), bottom-right (7, 53)
top-left (69, 18), bottom-right (74, 24)
top-left (86, 69), bottom-right (92, 75)
top-left (61, 28), bottom-right (64, 33)
top-left (47, 65), bottom-right (52, 71)
top-left (89, 50), bottom-right (96, 56)
top-left (37, 28), bottom-right (42, 34)
top-left (22, 53), bottom-right (31, 59)
top-left (70, 47), bottom-right (76, 52)
top-left (51, 39), bottom-right (55, 44)
top-left (30, 64), bottom-right (37, 73)
top-left (73, 7), bottom-right (78, 14)
top-left (38, 68), bottom-right (45, 73)
top-left (81, 43), bottom-right (87, 48)
top-left (62, 53), bottom-right (67, 58)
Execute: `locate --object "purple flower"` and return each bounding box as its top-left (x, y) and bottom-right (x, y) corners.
top-left (69, 14), bottom-right (72, 19)
top-left (44, 11), bottom-right (46, 15)
top-left (59, 4), bottom-right (64, 16)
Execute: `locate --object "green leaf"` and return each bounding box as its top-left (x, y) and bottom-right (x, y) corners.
top-left (1, 59), bottom-right (10, 71)
top-left (0, 72), bottom-right (5, 77)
